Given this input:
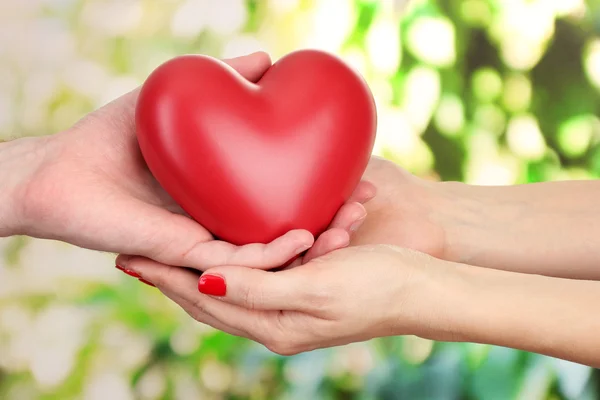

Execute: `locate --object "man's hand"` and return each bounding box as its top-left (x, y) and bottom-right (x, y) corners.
top-left (1, 52), bottom-right (373, 273)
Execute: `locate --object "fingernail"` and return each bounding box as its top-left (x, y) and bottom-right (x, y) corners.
top-left (295, 244), bottom-right (311, 254)
top-left (198, 274), bottom-right (226, 296)
top-left (350, 216), bottom-right (366, 232)
top-left (139, 278), bottom-right (155, 287)
top-left (116, 264), bottom-right (141, 279)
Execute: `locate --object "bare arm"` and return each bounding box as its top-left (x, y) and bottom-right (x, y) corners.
top-left (0, 137), bottom-right (42, 237)
top-left (442, 180), bottom-right (600, 280)
top-left (349, 158), bottom-right (600, 280)
top-left (119, 243), bottom-right (600, 367)
top-left (429, 257), bottom-right (600, 367)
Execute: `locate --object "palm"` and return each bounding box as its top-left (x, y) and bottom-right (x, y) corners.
top-left (19, 53), bottom-right (372, 271)
top-left (351, 157), bottom-right (446, 258)
top-left (74, 90), bottom-right (183, 214)
top-left (21, 90), bottom-right (202, 255)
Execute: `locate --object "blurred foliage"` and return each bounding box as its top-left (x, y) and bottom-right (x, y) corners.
top-left (1, 0), bottom-right (600, 399)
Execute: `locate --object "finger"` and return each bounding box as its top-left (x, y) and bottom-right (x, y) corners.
top-left (284, 203), bottom-right (365, 269)
top-left (328, 202), bottom-right (367, 232)
top-left (127, 255), bottom-right (314, 312)
top-left (165, 287), bottom-right (272, 344)
top-left (172, 229), bottom-right (314, 271)
top-left (112, 192), bottom-right (313, 270)
top-left (222, 51), bottom-right (272, 82)
top-left (196, 267), bottom-right (316, 311)
top-left (99, 52), bottom-right (272, 128)
top-left (302, 228), bottom-right (349, 264)
top-left (67, 193), bottom-right (214, 267)
top-left (122, 256), bottom-right (309, 311)
top-left (348, 181), bottom-right (377, 204)
top-left (160, 287), bottom-right (253, 340)
top-left (119, 257), bottom-right (257, 338)
top-left (124, 257), bottom-right (273, 335)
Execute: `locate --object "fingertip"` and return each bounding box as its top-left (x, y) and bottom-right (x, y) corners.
top-left (115, 254), bottom-right (131, 267)
top-left (118, 255), bottom-right (147, 273)
top-left (351, 181), bottom-right (377, 203)
top-left (224, 51), bottom-right (273, 82)
top-left (347, 203), bottom-right (367, 233)
top-left (330, 228), bottom-right (350, 248)
top-left (349, 202), bottom-right (367, 220)
top-left (303, 228), bottom-right (349, 263)
top-left (244, 51), bottom-right (272, 75)
top-left (317, 228), bottom-right (349, 249)
top-left (329, 202), bottom-right (366, 231)
top-left (286, 229), bottom-right (315, 249)
top-left (250, 50), bottom-right (272, 65)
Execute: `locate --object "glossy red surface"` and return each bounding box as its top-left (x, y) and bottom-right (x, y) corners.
top-left (135, 50), bottom-right (377, 245)
top-left (198, 274), bottom-right (227, 297)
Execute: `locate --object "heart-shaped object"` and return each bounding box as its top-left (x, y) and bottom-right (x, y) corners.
top-left (135, 50), bottom-right (376, 245)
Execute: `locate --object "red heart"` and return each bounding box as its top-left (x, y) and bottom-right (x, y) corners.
top-left (135, 50), bottom-right (376, 245)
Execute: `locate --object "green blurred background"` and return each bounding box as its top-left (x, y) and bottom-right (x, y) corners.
top-left (1, 0), bottom-right (599, 398)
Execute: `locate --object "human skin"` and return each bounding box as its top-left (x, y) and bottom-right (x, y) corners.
top-left (349, 156), bottom-right (600, 280)
top-left (3, 51), bottom-right (599, 366)
top-left (119, 156), bottom-right (600, 367)
top-left (121, 244), bottom-right (600, 368)
top-left (0, 52), bottom-right (372, 276)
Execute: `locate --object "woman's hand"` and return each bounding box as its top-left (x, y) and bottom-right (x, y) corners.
top-left (120, 243), bottom-right (600, 367)
top-left (0, 52), bottom-right (372, 271)
top-left (348, 156), bottom-right (457, 259)
top-left (117, 245), bottom-right (448, 354)
top-left (349, 157), bottom-right (600, 280)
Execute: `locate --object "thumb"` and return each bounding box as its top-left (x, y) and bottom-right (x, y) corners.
top-left (197, 266), bottom-right (315, 311)
top-left (114, 197), bottom-right (213, 264)
top-left (118, 198), bottom-right (313, 270)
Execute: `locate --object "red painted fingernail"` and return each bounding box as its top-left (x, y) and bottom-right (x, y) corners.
top-left (198, 274), bottom-right (226, 296)
top-left (139, 278), bottom-right (155, 287)
top-left (116, 265), bottom-right (141, 278)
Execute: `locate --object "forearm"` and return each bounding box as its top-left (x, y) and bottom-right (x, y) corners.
top-left (421, 259), bottom-right (600, 367)
top-left (439, 180), bottom-right (600, 280)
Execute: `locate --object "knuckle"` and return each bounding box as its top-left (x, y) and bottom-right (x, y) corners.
top-left (179, 238), bottom-right (226, 269)
top-left (240, 275), bottom-right (270, 311)
top-left (144, 263), bottom-right (175, 287)
top-left (305, 285), bottom-right (329, 308)
top-left (300, 278), bottom-right (331, 313)
top-left (179, 238), bottom-right (204, 265)
top-left (242, 284), bottom-right (271, 311)
top-left (144, 231), bottom-right (178, 261)
top-left (240, 284), bottom-right (258, 310)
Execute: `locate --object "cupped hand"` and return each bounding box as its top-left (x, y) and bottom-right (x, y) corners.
top-left (4, 52), bottom-right (373, 271)
top-left (115, 244), bottom-right (449, 355)
top-left (350, 156), bottom-right (451, 259)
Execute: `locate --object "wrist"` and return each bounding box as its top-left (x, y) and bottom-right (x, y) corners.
top-left (402, 256), bottom-right (600, 366)
top-left (0, 136), bottom-right (54, 236)
top-left (0, 140), bottom-right (19, 236)
top-left (401, 257), bottom-right (510, 344)
top-left (428, 180), bottom-right (507, 265)
top-left (384, 248), bottom-right (471, 342)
